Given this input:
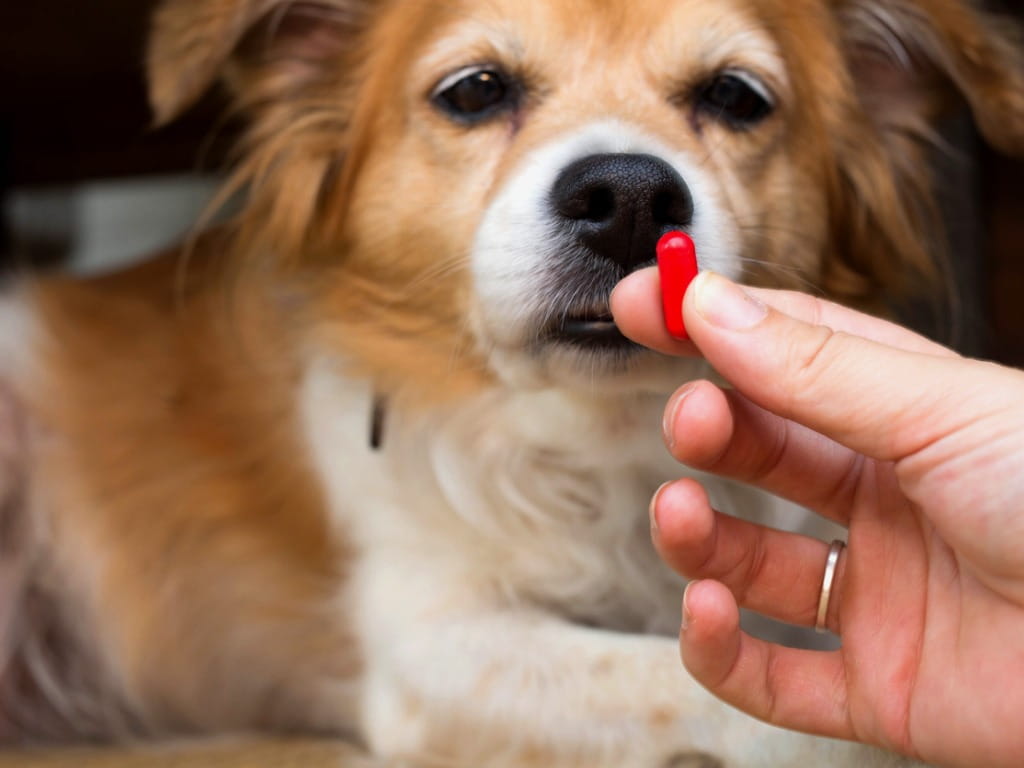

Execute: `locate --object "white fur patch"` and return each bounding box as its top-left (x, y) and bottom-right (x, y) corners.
top-left (469, 120), bottom-right (740, 389)
top-left (300, 359), bottom-right (893, 766)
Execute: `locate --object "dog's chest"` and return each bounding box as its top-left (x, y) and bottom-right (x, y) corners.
top-left (302, 369), bottom-right (689, 633)
top-left (428, 414), bottom-right (687, 634)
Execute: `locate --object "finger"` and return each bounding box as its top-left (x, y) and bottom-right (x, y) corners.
top-left (609, 267), bottom-right (701, 356)
top-left (683, 272), bottom-right (980, 463)
top-left (663, 380), bottom-right (860, 521)
top-left (652, 480), bottom-right (846, 628)
top-left (680, 580), bottom-right (851, 740)
top-left (611, 268), bottom-right (957, 359)
top-left (742, 286), bottom-right (957, 358)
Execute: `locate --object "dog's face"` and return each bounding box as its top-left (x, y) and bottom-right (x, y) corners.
top-left (343, 0), bottom-right (801, 392)
top-left (149, 0), bottom-right (1024, 400)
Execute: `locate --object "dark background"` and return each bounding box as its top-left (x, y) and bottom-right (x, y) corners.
top-left (1, 0), bottom-right (1021, 365)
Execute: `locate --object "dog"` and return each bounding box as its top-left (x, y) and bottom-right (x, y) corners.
top-left (1, 0), bottom-right (1022, 765)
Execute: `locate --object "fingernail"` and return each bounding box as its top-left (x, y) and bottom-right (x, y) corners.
top-left (694, 272), bottom-right (767, 331)
top-left (663, 383), bottom-right (697, 452)
top-left (650, 481), bottom-right (672, 538)
top-left (682, 580), bottom-right (700, 632)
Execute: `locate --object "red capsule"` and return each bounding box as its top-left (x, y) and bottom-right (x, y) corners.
top-left (657, 230), bottom-right (698, 340)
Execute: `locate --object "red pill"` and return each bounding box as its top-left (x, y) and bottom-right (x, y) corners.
top-left (657, 231), bottom-right (698, 340)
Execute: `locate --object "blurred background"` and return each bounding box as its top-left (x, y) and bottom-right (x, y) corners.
top-left (0, 0), bottom-right (234, 276)
top-left (0, 0), bottom-right (1021, 365)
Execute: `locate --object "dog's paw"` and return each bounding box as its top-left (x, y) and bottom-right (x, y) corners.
top-left (661, 752), bottom-right (724, 768)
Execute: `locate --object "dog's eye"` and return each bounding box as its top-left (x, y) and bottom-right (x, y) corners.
top-left (697, 72), bottom-right (774, 128)
top-left (432, 68), bottom-right (512, 122)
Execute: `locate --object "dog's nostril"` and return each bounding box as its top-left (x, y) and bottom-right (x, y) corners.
top-left (585, 186), bottom-right (616, 222)
top-left (652, 189), bottom-right (689, 226)
top-left (552, 179), bottom-right (617, 223)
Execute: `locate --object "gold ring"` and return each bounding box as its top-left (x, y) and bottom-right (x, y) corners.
top-left (815, 540), bottom-right (845, 633)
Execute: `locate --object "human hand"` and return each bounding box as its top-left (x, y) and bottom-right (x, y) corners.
top-left (610, 270), bottom-right (1024, 768)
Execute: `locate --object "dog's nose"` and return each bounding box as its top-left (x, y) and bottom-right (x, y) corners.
top-left (550, 153), bottom-right (694, 271)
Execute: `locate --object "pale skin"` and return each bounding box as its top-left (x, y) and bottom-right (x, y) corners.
top-left (610, 269), bottom-right (1024, 768)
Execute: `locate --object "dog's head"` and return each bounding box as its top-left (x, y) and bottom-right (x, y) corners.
top-left (150, 0), bottom-right (1024, 398)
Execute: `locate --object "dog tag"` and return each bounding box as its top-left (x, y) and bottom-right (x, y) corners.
top-left (657, 231), bottom-right (698, 340)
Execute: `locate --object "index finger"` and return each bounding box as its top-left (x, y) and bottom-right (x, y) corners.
top-left (611, 268), bottom-right (958, 359)
top-left (682, 272), bottom-right (984, 463)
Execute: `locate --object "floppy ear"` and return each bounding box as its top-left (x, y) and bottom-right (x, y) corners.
top-left (837, 0), bottom-right (1024, 155)
top-left (147, 0), bottom-right (371, 126)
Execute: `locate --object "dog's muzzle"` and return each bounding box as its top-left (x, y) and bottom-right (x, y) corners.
top-left (545, 152), bottom-right (694, 344)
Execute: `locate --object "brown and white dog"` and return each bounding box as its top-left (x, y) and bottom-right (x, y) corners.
top-left (1, 0), bottom-right (1023, 765)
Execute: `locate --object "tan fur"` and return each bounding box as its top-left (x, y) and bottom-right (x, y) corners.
top-left (2, 0), bottom-right (1023, 755)
top-left (8, 249), bottom-right (359, 738)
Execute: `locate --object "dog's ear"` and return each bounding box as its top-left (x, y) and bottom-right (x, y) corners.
top-left (813, 0), bottom-right (1024, 318)
top-left (148, 0), bottom-right (372, 126)
top-left (837, 0), bottom-right (1024, 154)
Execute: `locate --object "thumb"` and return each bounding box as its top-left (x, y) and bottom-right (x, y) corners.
top-left (684, 272), bottom-right (986, 463)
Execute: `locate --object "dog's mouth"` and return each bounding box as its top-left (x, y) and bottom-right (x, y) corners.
top-left (545, 307), bottom-right (635, 350)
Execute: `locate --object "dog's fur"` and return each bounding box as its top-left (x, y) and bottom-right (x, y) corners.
top-left (1, 0), bottom-right (1023, 765)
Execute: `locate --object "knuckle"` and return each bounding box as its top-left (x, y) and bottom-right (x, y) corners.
top-left (749, 417), bottom-right (790, 485)
top-left (722, 532), bottom-right (767, 604)
top-left (784, 326), bottom-right (845, 409)
top-left (743, 537), bottom-right (771, 602)
top-left (763, 648), bottom-right (784, 724)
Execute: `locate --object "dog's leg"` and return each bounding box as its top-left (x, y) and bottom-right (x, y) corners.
top-left (358, 607), bottom-right (908, 768)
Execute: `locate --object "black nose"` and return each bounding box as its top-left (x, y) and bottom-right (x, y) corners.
top-left (550, 153), bottom-right (694, 271)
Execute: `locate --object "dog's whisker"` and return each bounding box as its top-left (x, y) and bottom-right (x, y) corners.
top-left (403, 256), bottom-right (471, 294)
